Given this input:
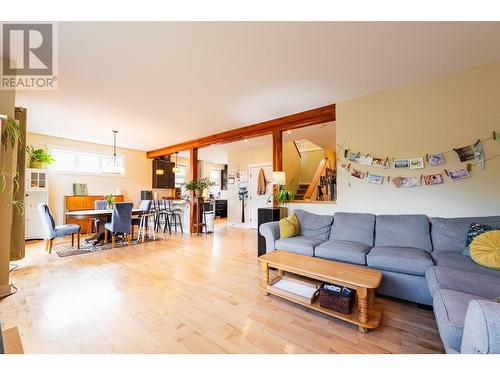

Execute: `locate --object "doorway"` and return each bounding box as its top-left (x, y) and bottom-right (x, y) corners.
top-left (248, 163), bottom-right (273, 229)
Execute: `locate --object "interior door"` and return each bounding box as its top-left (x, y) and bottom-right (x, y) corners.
top-left (248, 164), bottom-right (273, 229)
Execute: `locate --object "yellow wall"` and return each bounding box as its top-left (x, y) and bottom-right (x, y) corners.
top-left (282, 141), bottom-right (300, 195)
top-left (299, 150), bottom-right (324, 183)
top-left (335, 62), bottom-right (500, 217)
top-left (27, 132), bottom-right (152, 225)
top-left (227, 144), bottom-right (272, 224)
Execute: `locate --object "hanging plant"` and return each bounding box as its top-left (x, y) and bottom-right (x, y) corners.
top-left (1, 116), bottom-right (23, 148)
top-left (0, 115), bottom-right (24, 215)
top-left (26, 145), bottom-right (55, 169)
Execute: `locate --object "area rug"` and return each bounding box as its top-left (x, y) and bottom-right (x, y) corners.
top-left (53, 236), bottom-right (162, 257)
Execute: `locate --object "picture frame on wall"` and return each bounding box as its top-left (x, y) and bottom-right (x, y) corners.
top-left (409, 157), bottom-right (425, 169)
top-left (428, 153), bottom-right (445, 166)
top-left (394, 159), bottom-right (409, 168)
top-left (72, 183), bottom-right (87, 196)
top-left (448, 168), bottom-right (471, 181)
top-left (367, 174), bottom-right (384, 185)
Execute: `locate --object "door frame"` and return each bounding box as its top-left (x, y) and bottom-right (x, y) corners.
top-left (248, 162), bottom-right (273, 229)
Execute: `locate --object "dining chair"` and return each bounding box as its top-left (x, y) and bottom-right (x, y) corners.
top-left (37, 203), bottom-right (81, 254)
top-left (131, 200), bottom-right (152, 240)
top-left (92, 199), bottom-right (108, 233)
top-left (104, 202), bottom-right (134, 248)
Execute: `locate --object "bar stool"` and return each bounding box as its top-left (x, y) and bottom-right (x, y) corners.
top-left (138, 212), bottom-right (156, 242)
top-left (164, 199), bottom-right (183, 234)
top-left (153, 199), bottom-right (170, 233)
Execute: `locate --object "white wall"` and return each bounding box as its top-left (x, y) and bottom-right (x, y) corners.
top-left (334, 62), bottom-right (500, 217)
top-left (27, 133), bottom-right (152, 225)
top-left (227, 145), bottom-right (272, 224)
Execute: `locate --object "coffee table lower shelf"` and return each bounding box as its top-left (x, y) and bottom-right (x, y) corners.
top-left (260, 283), bottom-right (382, 332)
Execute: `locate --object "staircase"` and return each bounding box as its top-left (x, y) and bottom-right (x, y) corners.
top-left (294, 183), bottom-right (310, 200)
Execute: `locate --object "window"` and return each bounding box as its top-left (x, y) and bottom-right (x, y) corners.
top-left (209, 168), bottom-right (222, 194)
top-left (48, 146), bottom-right (126, 175)
top-left (175, 164), bottom-right (188, 187)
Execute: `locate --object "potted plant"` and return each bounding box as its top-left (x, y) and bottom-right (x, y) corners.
top-left (106, 194), bottom-right (115, 209)
top-left (184, 177), bottom-right (216, 198)
top-left (275, 186), bottom-right (293, 207)
top-left (26, 145), bottom-right (55, 169)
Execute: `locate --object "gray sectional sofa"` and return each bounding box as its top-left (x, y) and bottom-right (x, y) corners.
top-left (259, 209), bottom-right (500, 354)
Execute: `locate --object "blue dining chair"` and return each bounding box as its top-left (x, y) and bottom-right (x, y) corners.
top-left (92, 199), bottom-right (108, 232)
top-left (104, 202), bottom-right (134, 248)
top-left (38, 203), bottom-right (81, 254)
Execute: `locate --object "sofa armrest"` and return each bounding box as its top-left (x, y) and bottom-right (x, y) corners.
top-left (461, 299), bottom-right (500, 354)
top-left (259, 221), bottom-right (280, 253)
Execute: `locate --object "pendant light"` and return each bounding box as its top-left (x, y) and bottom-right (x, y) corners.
top-left (104, 130), bottom-right (124, 174)
top-left (172, 152), bottom-right (180, 173)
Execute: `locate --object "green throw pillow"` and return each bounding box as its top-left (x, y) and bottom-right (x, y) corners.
top-left (279, 213), bottom-right (300, 239)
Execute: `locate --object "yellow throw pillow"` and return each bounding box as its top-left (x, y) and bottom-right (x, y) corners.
top-left (470, 230), bottom-right (500, 270)
top-left (279, 213), bottom-right (300, 239)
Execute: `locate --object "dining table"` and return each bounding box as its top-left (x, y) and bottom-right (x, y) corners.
top-left (66, 208), bottom-right (144, 246)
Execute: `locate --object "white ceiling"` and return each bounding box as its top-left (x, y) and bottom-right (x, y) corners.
top-left (15, 22), bottom-right (500, 152)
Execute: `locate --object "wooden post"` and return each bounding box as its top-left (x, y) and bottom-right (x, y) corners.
top-left (272, 130), bottom-right (283, 207)
top-left (272, 130), bottom-right (283, 171)
top-left (189, 148), bottom-right (199, 234)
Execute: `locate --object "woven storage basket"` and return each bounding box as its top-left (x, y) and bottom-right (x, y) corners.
top-left (319, 283), bottom-right (354, 315)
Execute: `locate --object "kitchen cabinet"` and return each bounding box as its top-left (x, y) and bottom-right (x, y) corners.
top-left (152, 159), bottom-right (175, 189)
top-left (215, 199), bottom-right (227, 218)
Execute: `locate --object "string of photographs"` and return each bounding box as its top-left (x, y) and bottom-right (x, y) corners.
top-left (338, 131), bottom-right (500, 188)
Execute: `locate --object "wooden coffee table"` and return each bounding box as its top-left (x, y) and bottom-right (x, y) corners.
top-left (259, 250), bottom-right (383, 333)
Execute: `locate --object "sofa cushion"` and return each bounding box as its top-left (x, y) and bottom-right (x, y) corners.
top-left (431, 216), bottom-right (500, 253)
top-left (279, 213), bottom-right (300, 239)
top-left (315, 239), bottom-right (371, 265)
top-left (367, 246), bottom-right (433, 276)
top-left (470, 230), bottom-right (500, 270)
top-left (274, 236), bottom-right (325, 256)
top-left (293, 209), bottom-right (333, 241)
top-left (431, 251), bottom-right (500, 278)
top-left (426, 266), bottom-right (500, 299)
top-left (329, 212), bottom-right (375, 247)
top-left (375, 214), bottom-right (432, 252)
top-left (433, 288), bottom-right (481, 353)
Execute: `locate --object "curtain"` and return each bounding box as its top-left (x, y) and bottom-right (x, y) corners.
top-left (10, 108), bottom-right (26, 261)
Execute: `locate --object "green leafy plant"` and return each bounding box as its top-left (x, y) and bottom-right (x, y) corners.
top-left (276, 187), bottom-right (294, 206)
top-left (106, 194), bottom-right (115, 207)
top-left (26, 145), bottom-right (55, 168)
top-left (2, 116), bottom-right (23, 147)
top-left (184, 177), bottom-right (216, 197)
top-left (1, 115), bottom-right (24, 215)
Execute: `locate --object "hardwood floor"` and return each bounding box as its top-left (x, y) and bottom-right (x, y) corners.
top-left (0, 224), bottom-right (444, 354)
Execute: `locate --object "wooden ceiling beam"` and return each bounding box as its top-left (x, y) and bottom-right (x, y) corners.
top-left (146, 104), bottom-right (335, 158)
